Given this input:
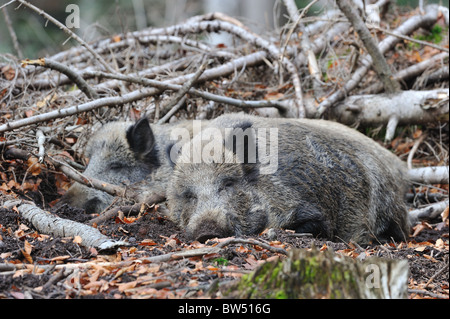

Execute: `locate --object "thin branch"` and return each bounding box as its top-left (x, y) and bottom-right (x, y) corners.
top-left (0, 88), bottom-right (159, 133)
top-left (49, 157), bottom-right (126, 198)
top-left (15, 0), bottom-right (114, 73)
top-left (317, 4), bottom-right (440, 117)
top-left (337, 0), bottom-right (401, 94)
top-left (2, 6), bottom-right (23, 59)
top-left (372, 26), bottom-right (449, 53)
top-left (22, 58), bottom-right (99, 99)
top-left (158, 58), bottom-right (210, 124)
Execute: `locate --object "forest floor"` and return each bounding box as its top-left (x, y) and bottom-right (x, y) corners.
top-left (0, 186), bottom-right (448, 299)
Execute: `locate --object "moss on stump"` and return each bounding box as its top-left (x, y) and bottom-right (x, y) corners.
top-left (221, 248), bottom-right (408, 299)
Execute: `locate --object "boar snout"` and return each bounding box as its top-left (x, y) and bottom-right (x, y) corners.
top-left (56, 182), bottom-right (112, 213)
top-left (190, 218), bottom-right (232, 243)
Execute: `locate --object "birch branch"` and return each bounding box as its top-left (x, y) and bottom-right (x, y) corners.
top-left (326, 89), bottom-right (449, 126)
top-left (4, 200), bottom-right (128, 251)
top-left (0, 88), bottom-right (159, 133)
top-left (50, 157), bottom-right (127, 198)
top-left (409, 200), bottom-right (449, 224)
top-left (408, 166), bottom-right (449, 185)
top-left (36, 129), bottom-right (45, 163)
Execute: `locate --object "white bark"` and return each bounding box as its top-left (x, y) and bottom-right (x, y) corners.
top-left (327, 89), bottom-right (449, 126)
top-left (408, 166), bottom-right (449, 185)
top-left (5, 201), bottom-right (128, 251)
top-left (409, 200), bottom-right (449, 224)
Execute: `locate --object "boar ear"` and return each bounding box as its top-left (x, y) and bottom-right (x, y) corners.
top-left (225, 120), bottom-right (257, 164)
top-left (225, 120), bottom-right (259, 182)
top-left (126, 117), bottom-right (156, 157)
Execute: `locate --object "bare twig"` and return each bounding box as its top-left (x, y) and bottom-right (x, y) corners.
top-left (407, 133), bottom-right (428, 170)
top-left (49, 157), bottom-right (126, 198)
top-left (15, 0), bottom-right (114, 73)
top-left (317, 4), bottom-right (440, 117)
top-left (2, 6), bottom-right (23, 59)
top-left (158, 58), bottom-right (210, 124)
top-left (36, 129), bottom-right (45, 163)
top-left (22, 58), bottom-right (99, 99)
top-left (371, 26), bottom-right (449, 53)
top-left (337, 0), bottom-right (401, 94)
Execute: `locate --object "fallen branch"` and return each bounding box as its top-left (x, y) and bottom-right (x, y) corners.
top-left (89, 193), bottom-right (166, 225)
top-left (49, 157), bottom-right (127, 198)
top-left (84, 67), bottom-right (290, 115)
top-left (326, 89), bottom-right (449, 126)
top-left (0, 236), bottom-right (287, 274)
top-left (150, 17), bottom-right (305, 117)
top-left (4, 200), bottom-right (128, 251)
top-left (409, 200), bottom-right (449, 224)
top-left (0, 88), bottom-right (159, 133)
top-left (408, 166), bottom-right (449, 185)
top-left (1, 51), bottom-right (281, 133)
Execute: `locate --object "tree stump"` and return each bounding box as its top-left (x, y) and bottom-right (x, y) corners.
top-left (220, 248), bottom-right (408, 299)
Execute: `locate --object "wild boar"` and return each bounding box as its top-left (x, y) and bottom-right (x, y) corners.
top-left (56, 118), bottom-right (199, 213)
top-left (166, 113), bottom-right (410, 244)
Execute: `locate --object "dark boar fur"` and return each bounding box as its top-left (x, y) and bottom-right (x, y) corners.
top-left (167, 113), bottom-right (410, 244)
top-left (56, 118), bottom-right (197, 213)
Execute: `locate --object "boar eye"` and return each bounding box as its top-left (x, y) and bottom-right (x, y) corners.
top-left (221, 178), bottom-right (236, 190)
top-left (110, 162), bottom-right (125, 170)
top-left (183, 190), bottom-right (197, 202)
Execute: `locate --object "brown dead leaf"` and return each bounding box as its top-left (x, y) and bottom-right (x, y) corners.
top-left (243, 254), bottom-right (259, 270)
top-left (264, 91), bottom-right (284, 100)
top-left (412, 222), bottom-right (432, 237)
top-left (1, 65), bottom-right (16, 81)
top-left (27, 157), bottom-right (42, 176)
top-left (117, 281), bottom-right (137, 292)
top-left (139, 239), bottom-right (157, 246)
top-left (36, 94), bottom-right (57, 109)
top-left (21, 240), bottom-right (33, 263)
top-left (73, 235), bottom-right (83, 244)
top-left (423, 254), bottom-right (438, 262)
top-left (412, 129), bottom-right (423, 139)
top-left (24, 110), bottom-right (34, 117)
top-left (441, 206), bottom-right (449, 222)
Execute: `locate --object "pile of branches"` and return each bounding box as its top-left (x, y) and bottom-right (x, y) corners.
top-left (0, 0), bottom-right (449, 243)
